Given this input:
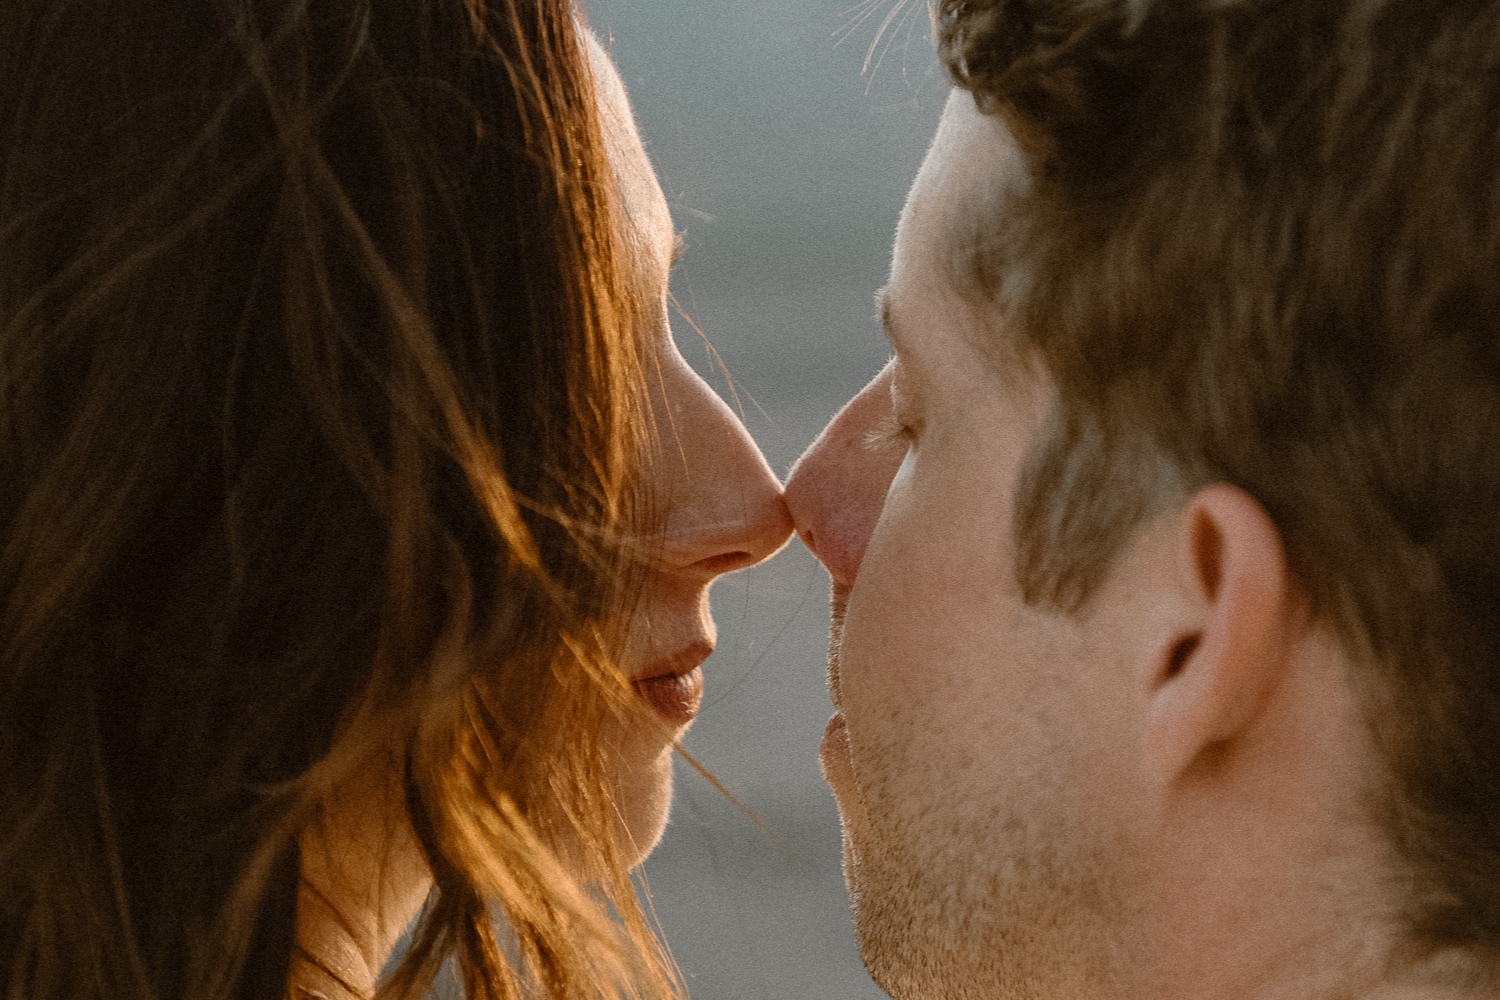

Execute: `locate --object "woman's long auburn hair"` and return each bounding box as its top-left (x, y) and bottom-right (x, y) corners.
top-left (0, 0), bottom-right (679, 998)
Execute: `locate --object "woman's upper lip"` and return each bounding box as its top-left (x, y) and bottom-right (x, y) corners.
top-left (634, 638), bottom-right (714, 682)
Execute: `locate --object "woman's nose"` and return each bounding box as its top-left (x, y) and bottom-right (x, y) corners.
top-left (784, 362), bottom-right (905, 589)
top-left (655, 363), bottom-right (793, 578)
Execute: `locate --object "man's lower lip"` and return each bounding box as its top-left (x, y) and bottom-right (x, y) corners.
top-left (635, 666), bottom-right (703, 726)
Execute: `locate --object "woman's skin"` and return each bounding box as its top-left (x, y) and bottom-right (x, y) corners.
top-left (288, 32), bottom-right (793, 1000)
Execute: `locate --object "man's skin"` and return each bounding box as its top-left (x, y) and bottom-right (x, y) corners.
top-left (783, 90), bottom-right (1491, 1000)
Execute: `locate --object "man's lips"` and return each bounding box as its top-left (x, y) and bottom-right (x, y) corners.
top-left (827, 585), bottom-right (850, 712)
top-left (820, 588), bottom-right (858, 814)
top-left (633, 638), bottom-right (712, 726)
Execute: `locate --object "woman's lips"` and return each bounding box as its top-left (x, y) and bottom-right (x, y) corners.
top-left (633, 638), bottom-right (712, 726)
top-left (635, 667), bottom-right (704, 726)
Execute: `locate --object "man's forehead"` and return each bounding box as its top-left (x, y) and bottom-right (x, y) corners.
top-left (904, 91), bottom-right (1010, 211)
top-left (889, 90), bottom-right (1034, 372)
top-left (897, 93), bottom-right (1026, 293)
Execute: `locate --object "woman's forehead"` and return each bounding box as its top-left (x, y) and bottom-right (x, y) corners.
top-left (585, 32), bottom-right (674, 266)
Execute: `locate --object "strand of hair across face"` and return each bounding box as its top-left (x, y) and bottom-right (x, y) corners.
top-left (289, 944), bottom-right (368, 1000)
top-left (289, 877), bottom-right (372, 1000)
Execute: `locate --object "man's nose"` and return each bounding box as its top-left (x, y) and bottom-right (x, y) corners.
top-left (784, 362), bottom-right (905, 588)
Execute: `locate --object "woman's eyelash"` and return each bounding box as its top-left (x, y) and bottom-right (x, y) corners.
top-left (865, 413), bottom-right (915, 450)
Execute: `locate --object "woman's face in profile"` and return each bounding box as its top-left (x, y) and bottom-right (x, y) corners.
top-left (586, 35), bottom-right (794, 863)
top-left (299, 45), bottom-right (790, 992)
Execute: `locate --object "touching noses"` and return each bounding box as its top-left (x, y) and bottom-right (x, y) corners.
top-left (784, 362), bottom-right (905, 588)
top-left (657, 362), bottom-right (793, 578)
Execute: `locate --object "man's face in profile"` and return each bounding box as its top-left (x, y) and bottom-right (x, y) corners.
top-left (786, 92), bottom-right (1150, 998)
top-left (791, 0), bottom-right (1500, 994)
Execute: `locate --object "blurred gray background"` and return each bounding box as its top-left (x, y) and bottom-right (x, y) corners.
top-left (582, 2), bottom-right (948, 997)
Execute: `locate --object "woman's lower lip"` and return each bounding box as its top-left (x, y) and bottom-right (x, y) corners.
top-left (635, 666), bottom-right (703, 726)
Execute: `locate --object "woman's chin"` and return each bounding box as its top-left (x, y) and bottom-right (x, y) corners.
top-left (612, 741), bottom-right (676, 868)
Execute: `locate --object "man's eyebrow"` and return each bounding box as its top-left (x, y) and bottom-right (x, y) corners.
top-left (876, 285), bottom-right (898, 348)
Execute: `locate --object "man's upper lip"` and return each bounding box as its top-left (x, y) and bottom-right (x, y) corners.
top-left (634, 638), bottom-right (714, 682)
top-left (828, 584), bottom-right (850, 710)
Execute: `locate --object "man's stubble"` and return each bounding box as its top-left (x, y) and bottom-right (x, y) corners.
top-left (826, 591), bottom-right (1146, 1000)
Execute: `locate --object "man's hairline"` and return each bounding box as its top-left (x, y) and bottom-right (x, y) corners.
top-left (907, 201), bottom-right (1210, 615)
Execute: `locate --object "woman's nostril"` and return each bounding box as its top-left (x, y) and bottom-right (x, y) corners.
top-left (695, 551), bottom-right (755, 576)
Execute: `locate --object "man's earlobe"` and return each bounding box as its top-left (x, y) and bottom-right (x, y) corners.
top-left (1143, 484), bottom-right (1293, 781)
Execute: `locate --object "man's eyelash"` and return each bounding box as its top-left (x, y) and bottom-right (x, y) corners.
top-left (866, 413), bottom-right (915, 449)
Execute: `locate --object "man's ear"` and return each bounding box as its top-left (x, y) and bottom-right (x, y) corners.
top-left (1143, 484), bottom-right (1293, 782)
